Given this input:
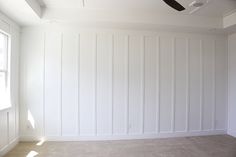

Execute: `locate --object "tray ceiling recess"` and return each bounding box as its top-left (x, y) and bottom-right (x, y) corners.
top-left (0, 0), bottom-right (236, 33)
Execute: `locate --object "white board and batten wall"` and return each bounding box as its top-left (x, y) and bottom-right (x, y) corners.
top-left (20, 25), bottom-right (228, 141)
top-left (0, 13), bottom-right (20, 156)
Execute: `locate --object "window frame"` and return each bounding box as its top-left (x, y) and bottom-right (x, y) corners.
top-left (0, 30), bottom-right (11, 111)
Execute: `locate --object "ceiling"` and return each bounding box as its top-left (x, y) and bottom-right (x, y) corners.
top-left (0, 0), bottom-right (43, 26)
top-left (0, 0), bottom-right (236, 30)
top-left (42, 0), bottom-right (236, 17)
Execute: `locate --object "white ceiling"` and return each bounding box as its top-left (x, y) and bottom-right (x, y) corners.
top-left (42, 0), bottom-right (236, 17)
top-left (0, 0), bottom-right (43, 26)
top-left (0, 0), bottom-right (236, 28)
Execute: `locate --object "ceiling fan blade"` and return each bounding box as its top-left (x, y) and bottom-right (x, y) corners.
top-left (163, 0), bottom-right (185, 11)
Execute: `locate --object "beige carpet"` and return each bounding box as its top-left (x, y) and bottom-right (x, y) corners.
top-left (4, 135), bottom-right (236, 157)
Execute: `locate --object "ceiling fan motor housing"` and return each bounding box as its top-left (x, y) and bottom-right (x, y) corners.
top-left (189, 0), bottom-right (209, 8)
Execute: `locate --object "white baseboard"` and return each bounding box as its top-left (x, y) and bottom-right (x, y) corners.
top-left (0, 138), bottom-right (19, 157)
top-left (20, 130), bottom-right (227, 142)
top-left (227, 131), bottom-right (236, 138)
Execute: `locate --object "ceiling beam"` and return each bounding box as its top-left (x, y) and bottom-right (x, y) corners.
top-left (25, 0), bottom-right (43, 18)
top-left (223, 11), bottom-right (236, 28)
top-left (44, 9), bottom-right (222, 30)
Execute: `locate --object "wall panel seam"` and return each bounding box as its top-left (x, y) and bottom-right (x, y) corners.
top-left (212, 40), bottom-right (216, 131)
top-left (111, 34), bottom-right (114, 135)
top-left (60, 33), bottom-right (63, 136)
top-left (77, 34), bottom-right (80, 136)
top-left (94, 34), bottom-right (98, 136)
top-left (227, 38), bottom-right (230, 131)
top-left (186, 38), bottom-right (190, 132)
top-left (43, 32), bottom-right (46, 136)
top-left (172, 37), bottom-right (176, 133)
top-left (156, 36), bottom-right (160, 133)
top-left (200, 39), bottom-right (203, 131)
top-left (126, 35), bottom-right (129, 135)
top-left (7, 112), bottom-right (9, 144)
top-left (142, 36), bottom-right (145, 134)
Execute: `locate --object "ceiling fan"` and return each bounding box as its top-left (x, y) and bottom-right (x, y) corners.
top-left (162, 0), bottom-right (210, 13)
top-left (162, 0), bottom-right (185, 11)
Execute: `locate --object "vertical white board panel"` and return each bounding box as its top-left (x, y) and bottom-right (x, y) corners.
top-left (113, 35), bottom-right (127, 135)
top-left (215, 39), bottom-right (227, 130)
top-left (174, 37), bottom-right (187, 132)
top-left (189, 39), bottom-right (201, 131)
top-left (9, 30), bottom-right (19, 142)
top-left (21, 31), bottom-right (44, 136)
top-left (144, 36), bottom-right (157, 133)
top-left (61, 33), bottom-right (78, 136)
top-left (45, 32), bottom-right (62, 136)
top-left (96, 34), bottom-right (112, 135)
top-left (79, 33), bottom-right (96, 135)
top-left (159, 36), bottom-right (172, 132)
top-left (11, 30), bottom-right (20, 140)
top-left (128, 35), bottom-right (143, 134)
top-left (202, 39), bottom-right (214, 131)
top-left (8, 110), bottom-right (16, 141)
top-left (228, 35), bottom-right (236, 133)
top-left (0, 112), bottom-right (7, 149)
top-left (19, 31), bottom-right (27, 138)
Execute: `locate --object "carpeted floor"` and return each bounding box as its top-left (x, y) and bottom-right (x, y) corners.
top-left (4, 135), bottom-right (236, 157)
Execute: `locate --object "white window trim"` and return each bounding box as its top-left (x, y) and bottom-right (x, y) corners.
top-left (0, 30), bottom-right (11, 111)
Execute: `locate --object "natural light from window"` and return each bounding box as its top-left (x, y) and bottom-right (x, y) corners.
top-left (0, 31), bottom-right (10, 110)
top-left (26, 150), bottom-right (38, 157)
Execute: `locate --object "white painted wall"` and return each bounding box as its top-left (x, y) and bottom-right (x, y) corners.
top-left (228, 33), bottom-right (236, 137)
top-left (0, 13), bottom-right (20, 156)
top-left (20, 25), bottom-right (228, 141)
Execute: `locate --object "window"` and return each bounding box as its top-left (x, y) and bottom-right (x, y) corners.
top-left (0, 31), bottom-right (10, 110)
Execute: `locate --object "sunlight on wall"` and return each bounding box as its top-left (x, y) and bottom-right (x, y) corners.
top-left (27, 110), bottom-right (35, 129)
top-left (26, 151), bottom-right (38, 157)
top-left (0, 87), bottom-right (11, 110)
